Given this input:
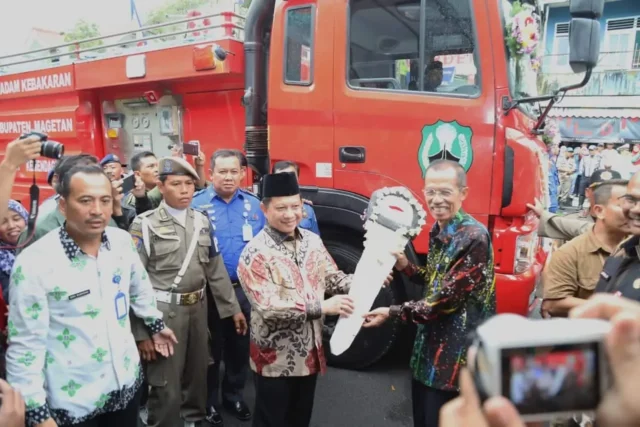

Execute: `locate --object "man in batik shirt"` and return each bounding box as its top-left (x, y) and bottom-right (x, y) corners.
top-left (364, 160), bottom-right (496, 427)
top-left (237, 172), bottom-right (356, 427)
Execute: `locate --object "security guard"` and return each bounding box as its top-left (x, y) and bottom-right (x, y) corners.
top-left (191, 149), bottom-right (265, 425)
top-left (130, 156), bottom-right (247, 427)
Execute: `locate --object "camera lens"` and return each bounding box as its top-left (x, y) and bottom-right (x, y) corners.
top-left (40, 141), bottom-right (64, 159)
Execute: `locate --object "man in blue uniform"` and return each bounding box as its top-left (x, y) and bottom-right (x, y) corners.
top-left (192, 149), bottom-right (265, 426)
top-left (272, 160), bottom-right (320, 235)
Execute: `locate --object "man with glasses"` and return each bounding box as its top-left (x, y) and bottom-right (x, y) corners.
top-left (541, 180), bottom-right (629, 318)
top-left (596, 171), bottom-right (640, 301)
top-left (191, 149), bottom-right (264, 426)
top-left (362, 159), bottom-right (496, 427)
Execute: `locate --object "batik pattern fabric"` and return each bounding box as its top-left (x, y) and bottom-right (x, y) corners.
top-left (6, 226), bottom-right (165, 426)
top-left (389, 211), bottom-right (496, 392)
top-left (237, 225), bottom-right (351, 377)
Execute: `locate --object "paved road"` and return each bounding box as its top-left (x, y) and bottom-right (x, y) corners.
top-left (224, 333), bottom-right (416, 427)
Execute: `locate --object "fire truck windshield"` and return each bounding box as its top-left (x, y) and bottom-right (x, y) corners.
top-left (347, 0), bottom-right (480, 96)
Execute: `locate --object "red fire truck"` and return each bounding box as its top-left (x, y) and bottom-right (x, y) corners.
top-left (0, 0), bottom-right (601, 368)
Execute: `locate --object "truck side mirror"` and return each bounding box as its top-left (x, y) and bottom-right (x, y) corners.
top-left (568, 0), bottom-right (604, 73)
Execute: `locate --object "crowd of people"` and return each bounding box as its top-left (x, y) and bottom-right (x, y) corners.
top-left (1, 133), bottom-right (640, 427)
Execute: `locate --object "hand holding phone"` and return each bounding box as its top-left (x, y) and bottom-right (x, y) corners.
top-left (183, 140), bottom-right (200, 156)
top-left (121, 172), bottom-right (136, 195)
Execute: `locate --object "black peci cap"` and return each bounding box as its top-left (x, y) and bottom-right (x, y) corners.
top-left (262, 172), bottom-right (299, 198)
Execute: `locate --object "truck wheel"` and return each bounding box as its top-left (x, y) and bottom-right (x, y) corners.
top-left (321, 231), bottom-right (400, 370)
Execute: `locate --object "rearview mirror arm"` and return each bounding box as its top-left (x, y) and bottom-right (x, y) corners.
top-left (532, 66), bottom-right (593, 132)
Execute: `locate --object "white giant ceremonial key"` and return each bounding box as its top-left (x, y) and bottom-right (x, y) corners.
top-left (330, 186), bottom-right (427, 356)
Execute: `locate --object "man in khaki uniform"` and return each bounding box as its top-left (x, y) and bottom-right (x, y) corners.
top-left (129, 157), bottom-right (247, 427)
top-left (542, 180), bottom-right (629, 318)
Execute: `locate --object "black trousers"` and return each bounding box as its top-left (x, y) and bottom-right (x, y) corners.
top-left (411, 380), bottom-right (459, 427)
top-left (207, 285), bottom-right (251, 407)
top-left (59, 386), bottom-right (142, 427)
top-left (253, 373), bottom-right (318, 427)
top-left (578, 175), bottom-right (591, 206)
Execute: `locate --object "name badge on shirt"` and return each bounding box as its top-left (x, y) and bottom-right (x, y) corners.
top-left (115, 292), bottom-right (127, 320)
top-left (242, 223), bottom-right (253, 242)
top-left (68, 290), bottom-right (90, 301)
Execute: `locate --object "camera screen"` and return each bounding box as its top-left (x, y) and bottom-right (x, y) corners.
top-left (501, 342), bottom-right (600, 415)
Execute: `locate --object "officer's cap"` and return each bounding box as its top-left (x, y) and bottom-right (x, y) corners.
top-left (100, 153), bottom-right (121, 166)
top-left (588, 145), bottom-right (597, 151)
top-left (566, 147), bottom-right (574, 153)
top-left (589, 169), bottom-right (622, 188)
top-left (158, 157), bottom-right (200, 181)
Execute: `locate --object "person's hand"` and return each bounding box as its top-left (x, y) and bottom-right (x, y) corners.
top-left (362, 307), bottom-right (390, 327)
top-left (137, 339), bottom-right (156, 361)
top-left (0, 379), bottom-right (26, 427)
top-left (440, 369), bottom-right (527, 427)
top-left (302, 198), bottom-right (313, 206)
top-left (383, 271), bottom-right (394, 287)
top-left (132, 176), bottom-right (146, 198)
top-left (152, 327), bottom-right (178, 358)
top-left (392, 251), bottom-right (409, 271)
top-left (111, 179), bottom-right (124, 215)
top-left (233, 312), bottom-right (248, 336)
top-left (170, 145), bottom-right (184, 159)
top-left (571, 294), bottom-right (640, 426)
top-left (2, 135), bottom-right (42, 170)
top-left (525, 198), bottom-right (544, 218)
top-left (194, 150), bottom-right (206, 167)
top-left (321, 295), bottom-right (355, 317)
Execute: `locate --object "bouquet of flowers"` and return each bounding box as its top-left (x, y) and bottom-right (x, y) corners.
top-left (542, 119), bottom-right (561, 145)
top-left (506, 1), bottom-right (541, 69)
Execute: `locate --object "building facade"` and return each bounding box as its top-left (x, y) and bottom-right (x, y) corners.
top-left (540, 0), bottom-right (640, 143)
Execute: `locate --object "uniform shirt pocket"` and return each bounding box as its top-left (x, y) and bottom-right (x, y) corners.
top-left (197, 234), bottom-right (212, 263)
top-left (151, 239), bottom-right (182, 271)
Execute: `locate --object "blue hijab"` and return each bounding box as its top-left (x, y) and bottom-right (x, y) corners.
top-left (0, 200), bottom-right (28, 277)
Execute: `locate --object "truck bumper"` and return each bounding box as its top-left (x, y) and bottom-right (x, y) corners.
top-left (495, 259), bottom-right (543, 316)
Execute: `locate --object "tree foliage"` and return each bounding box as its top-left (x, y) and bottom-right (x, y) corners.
top-left (144, 0), bottom-right (210, 35)
top-left (63, 20), bottom-right (103, 52)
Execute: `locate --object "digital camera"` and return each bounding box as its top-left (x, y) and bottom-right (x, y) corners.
top-left (21, 131), bottom-right (64, 159)
top-left (468, 314), bottom-right (611, 422)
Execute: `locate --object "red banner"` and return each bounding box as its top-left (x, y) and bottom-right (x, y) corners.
top-left (0, 110), bottom-right (77, 138)
top-left (0, 66), bottom-right (75, 99)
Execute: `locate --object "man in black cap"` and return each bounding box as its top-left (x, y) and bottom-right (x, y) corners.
top-left (237, 172), bottom-right (356, 427)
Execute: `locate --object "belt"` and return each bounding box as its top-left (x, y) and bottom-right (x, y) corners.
top-left (155, 288), bottom-right (205, 306)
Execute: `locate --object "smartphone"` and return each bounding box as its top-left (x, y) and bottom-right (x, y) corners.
top-left (121, 172), bottom-right (136, 194)
top-left (183, 140), bottom-right (200, 156)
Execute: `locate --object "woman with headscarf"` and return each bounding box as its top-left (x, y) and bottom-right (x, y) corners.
top-left (0, 200), bottom-right (27, 378)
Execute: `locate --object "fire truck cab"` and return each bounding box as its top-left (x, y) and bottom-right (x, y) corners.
top-left (0, 0), bottom-right (603, 369)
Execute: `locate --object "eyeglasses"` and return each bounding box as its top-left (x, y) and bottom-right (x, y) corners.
top-left (423, 188), bottom-right (456, 199)
top-left (619, 195), bottom-right (640, 209)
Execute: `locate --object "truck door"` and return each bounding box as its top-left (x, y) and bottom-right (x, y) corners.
top-left (332, 0), bottom-right (497, 227)
top-left (268, 0), bottom-right (334, 187)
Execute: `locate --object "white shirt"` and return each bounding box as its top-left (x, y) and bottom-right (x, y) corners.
top-left (38, 194), bottom-right (60, 217)
top-left (164, 204), bottom-right (188, 227)
top-left (6, 226), bottom-right (165, 426)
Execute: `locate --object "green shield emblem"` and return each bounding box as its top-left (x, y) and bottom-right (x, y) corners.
top-left (418, 120), bottom-right (474, 175)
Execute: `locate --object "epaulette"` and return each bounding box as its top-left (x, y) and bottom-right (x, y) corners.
top-left (193, 187), bottom-right (208, 197)
top-left (239, 188), bottom-right (260, 201)
top-left (132, 210), bottom-right (154, 224)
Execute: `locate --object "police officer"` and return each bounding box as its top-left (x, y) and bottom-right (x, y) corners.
top-left (192, 149), bottom-right (265, 425)
top-left (130, 157), bottom-right (248, 427)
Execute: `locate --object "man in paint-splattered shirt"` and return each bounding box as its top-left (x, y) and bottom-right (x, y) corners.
top-left (364, 160), bottom-right (496, 427)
